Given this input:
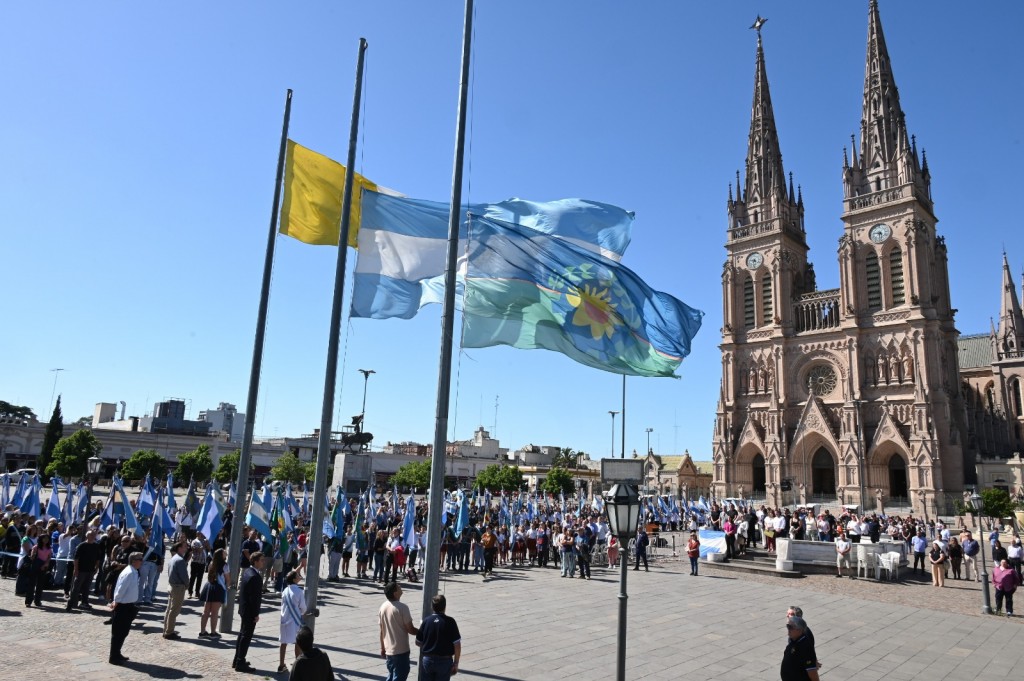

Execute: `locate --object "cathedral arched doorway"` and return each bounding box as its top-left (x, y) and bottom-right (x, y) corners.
top-left (888, 454), bottom-right (908, 500)
top-left (811, 447), bottom-right (836, 496)
top-left (752, 454), bottom-right (766, 494)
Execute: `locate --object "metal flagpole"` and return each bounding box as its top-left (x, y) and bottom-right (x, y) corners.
top-left (422, 0), bottom-right (474, 619)
top-left (304, 37), bottom-right (369, 632)
top-left (221, 88), bottom-right (293, 632)
top-left (620, 375), bottom-right (626, 458)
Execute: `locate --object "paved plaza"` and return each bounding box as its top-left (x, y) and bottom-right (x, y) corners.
top-left (2, 540), bottom-right (1024, 680)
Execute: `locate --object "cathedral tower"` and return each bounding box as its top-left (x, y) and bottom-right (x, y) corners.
top-left (713, 2), bottom-right (967, 515)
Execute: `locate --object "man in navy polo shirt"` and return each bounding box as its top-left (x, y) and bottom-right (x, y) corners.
top-left (415, 595), bottom-right (461, 681)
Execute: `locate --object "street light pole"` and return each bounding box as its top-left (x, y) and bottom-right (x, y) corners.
top-left (608, 411), bottom-right (619, 459)
top-left (971, 492), bottom-right (993, 615)
top-left (645, 427), bottom-right (653, 456)
top-left (359, 369), bottom-right (376, 427)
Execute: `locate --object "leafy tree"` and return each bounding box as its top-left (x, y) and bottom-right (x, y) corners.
top-left (121, 449), bottom-right (168, 481)
top-left (391, 460), bottom-right (433, 491)
top-left (38, 396), bottom-right (64, 479)
top-left (303, 460), bottom-right (333, 484)
top-left (542, 467), bottom-right (575, 496)
top-left (213, 449), bottom-right (252, 484)
top-left (475, 464), bottom-right (524, 492)
top-left (270, 452), bottom-right (307, 485)
top-left (72, 416), bottom-right (92, 427)
top-left (979, 488), bottom-right (1015, 520)
top-left (0, 400), bottom-right (36, 422)
top-left (175, 444), bottom-right (214, 483)
top-left (553, 447), bottom-right (585, 469)
top-left (46, 429), bottom-right (102, 480)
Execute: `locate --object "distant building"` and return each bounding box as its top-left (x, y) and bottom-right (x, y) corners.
top-left (639, 450), bottom-right (713, 499)
top-left (198, 402), bottom-right (245, 442)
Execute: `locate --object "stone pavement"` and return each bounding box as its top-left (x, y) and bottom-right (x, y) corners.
top-left (2, 544), bottom-right (1024, 680)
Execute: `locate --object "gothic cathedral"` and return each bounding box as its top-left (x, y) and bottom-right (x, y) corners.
top-left (711, 1), bottom-right (970, 516)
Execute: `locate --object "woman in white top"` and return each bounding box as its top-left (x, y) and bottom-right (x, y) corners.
top-left (278, 569), bottom-right (306, 673)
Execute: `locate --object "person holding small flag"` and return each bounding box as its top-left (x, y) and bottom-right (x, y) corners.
top-left (278, 569), bottom-right (307, 673)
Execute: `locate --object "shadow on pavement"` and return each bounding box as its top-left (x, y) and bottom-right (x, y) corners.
top-left (121, 660), bottom-right (202, 679)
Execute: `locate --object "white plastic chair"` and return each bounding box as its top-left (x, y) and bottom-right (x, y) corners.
top-left (857, 551), bottom-right (877, 579)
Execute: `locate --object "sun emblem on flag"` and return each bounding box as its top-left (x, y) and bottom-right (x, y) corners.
top-left (565, 283), bottom-right (620, 340)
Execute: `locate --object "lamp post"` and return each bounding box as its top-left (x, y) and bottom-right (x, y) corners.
top-left (971, 491), bottom-right (993, 615)
top-left (645, 427), bottom-right (653, 456)
top-left (358, 369), bottom-right (376, 428)
top-left (605, 483), bottom-right (641, 681)
top-left (86, 455), bottom-right (103, 506)
top-left (608, 411), bottom-right (619, 459)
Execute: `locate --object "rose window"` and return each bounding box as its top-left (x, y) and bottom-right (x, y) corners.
top-left (807, 365), bottom-right (837, 397)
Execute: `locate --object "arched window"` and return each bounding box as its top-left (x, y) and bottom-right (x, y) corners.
top-left (761, 275), bottom-right (773, 325)
top-left (743, 277), bottom-right (755, 329)
top-left (866, 252), bottom-right (882, 311)
top-left (1011, 379), bottom-right (1023, 418)
top-left (889, 247), bottom-right (905, 306)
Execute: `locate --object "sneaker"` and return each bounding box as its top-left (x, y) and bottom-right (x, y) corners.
top-left (198, 632), bottom-right (210, 638)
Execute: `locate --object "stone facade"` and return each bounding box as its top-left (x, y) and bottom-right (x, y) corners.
top-left (712, 2), bottom-right (969, 516)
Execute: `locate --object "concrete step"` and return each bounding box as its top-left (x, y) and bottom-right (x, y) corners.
top-left (703, 555), bottom-right (802, 578)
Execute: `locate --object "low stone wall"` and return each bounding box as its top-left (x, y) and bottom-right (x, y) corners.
top-left (776, 538), bottom-right (907, 574)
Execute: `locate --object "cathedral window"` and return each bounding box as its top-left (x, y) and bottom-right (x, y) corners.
top-left (1011, 379), bottom-right (1023, 418)
top-left (866, 253), bottom-right (882, 311)
top-left (889, 247), bottom-right (905, 306)
top-left (743, 277), bottom-right (755, 329)
top-left (761, 275), bottom-right (773, 325)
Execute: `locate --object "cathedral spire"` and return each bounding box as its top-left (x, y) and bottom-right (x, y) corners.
top-left (844, 0), bottom-right (930, 203)
top-left (997, 252), bottom-right (1024, 357)
top-left (744, 25), bottom-right (787, 208)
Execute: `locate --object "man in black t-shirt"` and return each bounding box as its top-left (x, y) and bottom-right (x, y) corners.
top-left (780, 616), bottom-right (820, 681)
top-left (67, 530), bottom-right (104, 610)
top-left (240, 530), bottom-right (261, 570)
top-left (416, 595), bottom-right (462, 681)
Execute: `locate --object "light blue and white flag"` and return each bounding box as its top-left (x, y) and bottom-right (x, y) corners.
top-left (351, 190), bottom-right (634, 320)
top-left (245, 485), bottom-right (274, 542)
top-left (11, 472), bottom-right (30, 511)
top-left (301, 481), bottom-right (310, 518)
top-left (402, 493), bottom-right (416, 547)
top-left (114, 477), bottom-right (143, 538)
top-left (195, 484), bottom-right (225, 541)
top-left (228, 481), bottom-right (237, 510)
top-left (75, 482), bottom-right (90, 524)
top-left (455, 492), bottom-right (470, 535)
top-left (147, 494), bottom-right (165, 558)
top-left (167, 473), bottom-right (177, 512)
top-left (44, 478), bottom-right (63, 521)
top-left (98, 489), bottom-right (116, 529)
top-left (137, 473), bottom-right (156, 519)
top-left (0, 473), bottom-right (9, 509)
top-left (20, 474), bottom-right (42, 517)
top-left (61, 481), bottom-right (74, 526)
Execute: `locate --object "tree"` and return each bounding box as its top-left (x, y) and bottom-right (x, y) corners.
top-left (391, 460), bottom-right (433, 491)
top-left (474, 464), bottom-right (524, 492)
top-left (0, 400), bottom-right (36, 422)
top-left (175, 444), bottom-right (214, 483)
top-left (38, 395), bottom-right (64, 479)
top-left (121, 449), bottom-right (168, 481)
top-left (302, 460), bottom-right (333, 484)
top-left (542, 467), bottom-right (575, 496)
top-left (213, 449), bottom-right (252, 484)
top-left (73, 416), bottom-right (92, 428)
top-left (979, 488), bottom-right (1015, 520)
top-left (553, 447), bottom-right (585, 469)
top-left (270, 452), bottom-right (306, 485)
top-left (46, 429), bottom-right (102, 480)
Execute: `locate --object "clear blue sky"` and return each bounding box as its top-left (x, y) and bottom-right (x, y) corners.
top-left (3, 2), bottom-right (1021, 460)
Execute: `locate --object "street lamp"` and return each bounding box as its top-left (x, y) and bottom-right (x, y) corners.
top-left (608, 411), bottom-right (619, 459)
top-left (605, 483), bottom-right (641, 681)
top-left (645, 427), bottom-right (653, 456)
top-left (970, 491), bottom-right (993, 615)
top-left (358, 369), bottom-right (376, 428)
top-left (87, 455), bottom-right (103, 506)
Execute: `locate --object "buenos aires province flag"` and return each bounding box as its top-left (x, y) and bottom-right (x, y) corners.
top-left (462, 216), bottom-right (703, 377)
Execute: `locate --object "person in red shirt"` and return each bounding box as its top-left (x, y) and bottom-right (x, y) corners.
top-left (687, 532), bottom-right (701, 576)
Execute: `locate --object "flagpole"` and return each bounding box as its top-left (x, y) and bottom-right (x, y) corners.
top-left (620, 375), bottom-right (626, 459)
top-left (422, 0), bottom-right (474, 619)
top-left (221, 88), bottom-right (293, 633)
top-left (304, 37), bottom-right (369, 632)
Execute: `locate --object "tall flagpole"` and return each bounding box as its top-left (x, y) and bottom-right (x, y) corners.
top-left (221, 88), bottom-right (293, 632)
top-left (422, 0), bottom-right (474, 619)
top-left (304, 37), bottom-right (369, 631)
top-left (620, 375), bottom-right (626, 459)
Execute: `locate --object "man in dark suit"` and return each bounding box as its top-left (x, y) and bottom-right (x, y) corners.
top-left (233, 551), bottom-right (264, 673)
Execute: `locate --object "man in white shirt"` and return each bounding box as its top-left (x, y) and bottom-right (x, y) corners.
top-left (109, 552), bottom-right (143, 665)
top-left (176, 506), bottom-right (194, 541)
top-left (835, 534), bottom-right (852, 579)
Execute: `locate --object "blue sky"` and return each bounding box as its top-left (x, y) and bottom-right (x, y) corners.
top-left (3, 2), bottom-right (1021, 461)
